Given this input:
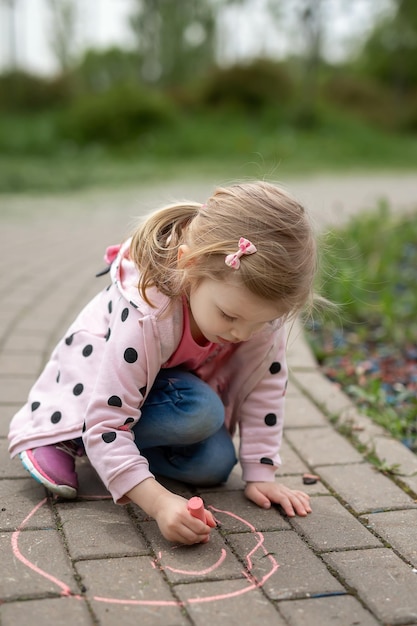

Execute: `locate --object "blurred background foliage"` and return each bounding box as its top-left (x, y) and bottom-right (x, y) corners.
top-left (0, 0), bottom-right (416, 192)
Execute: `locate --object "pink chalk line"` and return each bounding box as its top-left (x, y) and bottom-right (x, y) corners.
top-left (11, 497), bottom-right (279, 607)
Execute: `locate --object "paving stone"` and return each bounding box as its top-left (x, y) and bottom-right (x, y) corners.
top-left (201, 490), bottom-right (291, 532)
top-left (274, 474), bottom-right (329, 496)
top-left (0, 479), bottom-right (53, 531)
top-left (57, 499), bottom-right (149, 560)
top-left (0, 439), bottom-right (27, 479)
top-left (176, 579), bottom-right (286, 625)
top-left (227, 530), bottom-right (344, 600)
top-left (285, 426), bottom-right (363, 466)
top-left (291, 370), bottom-right (357, 419)
top-left (0, 352), bottom-right (43, 376)
top-left (276, 438), bottom-right (311, 475)
top-left (140, 520), bottom-right (243, 583)
top-left (370, 436), bottom-right (417, 496)
top-left (362, 509), bottom-right (417, 568)
top-left (323, 548), bottom-right (417, 625)
top-left (284, 394), bottom-right (329, 428)
top-left (76, 556), bottom-right (187, 626)
top-left (289, 496), bottom-right (382, 551)
top-left (278, 594), bottom-right (380, 626)
top-left (0, 597), bottom-right (94, 626)
top-left (317, 463), bottom-right (417, 513)
top-left (0, 407), bottom-right (20, 437)
top-left (1, 330), bottom-right (48, 353)
top-left (0, 529), bottom-right (78, 599)
top-left (0, 377), bottom-right (34, 404)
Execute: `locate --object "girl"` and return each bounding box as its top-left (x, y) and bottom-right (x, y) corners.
top-left (9, 181), bottom-right (316, 545)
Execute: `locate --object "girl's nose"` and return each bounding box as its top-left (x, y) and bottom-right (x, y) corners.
top-left (231, 325), bottom-right (252, 342)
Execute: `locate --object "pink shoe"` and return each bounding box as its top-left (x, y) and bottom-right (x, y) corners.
top-left (20, 441), bottom-right (80, 499)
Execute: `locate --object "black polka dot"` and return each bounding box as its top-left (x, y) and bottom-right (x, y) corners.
top-left (82, 422), bottom-right (86, 432)
top-left (124, 417), bottom-right (135, 426)
top-left (82, 344), bottom-right (93, 357)
top-left (124, 347), bottom-right (138, 363)
top-left (108, 301), bottom-right (113, 314)
top-left (106, 284), bottom-right (111, 291)
top-left (65, 334), bottom-right (74, 346)
top-left (102, 432), bottom-right (117, 443)
top-left (105, 328), bottom-right (111, 342)
top-left (73, 383), bottom-right (84, 396)
top-left (31, 401), bottom-right (40, 411)
top-left (260, 457), bottom-right (274, 465)
top-left (51, 411), bottom-right (62, 424)
top-left (269, 362), bottom-right (281, 374)
top-left (264, 413), bottom-right (277, 426)
top-left (108, 395), bottom-right (122, 407)
top-left (121, 308), bottom-right (129, 322)
top-left (56, 371), bottom-right (60, 383)
top-left (129, 300), bottom-right (138, 309)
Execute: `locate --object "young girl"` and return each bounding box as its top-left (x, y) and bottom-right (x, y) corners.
top-left (9, 181), bottom-right (316, 545)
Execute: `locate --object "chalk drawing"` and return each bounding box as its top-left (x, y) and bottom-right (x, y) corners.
top-left (11, 498), bottom-right (279, 607)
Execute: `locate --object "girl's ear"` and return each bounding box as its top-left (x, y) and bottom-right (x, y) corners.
top-left (177, 244), bottom-right (191, 264)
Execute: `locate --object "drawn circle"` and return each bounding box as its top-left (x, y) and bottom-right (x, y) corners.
top-left (12, 499), bottom-right (279, 607)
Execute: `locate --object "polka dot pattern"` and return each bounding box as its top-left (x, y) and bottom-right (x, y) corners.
top-left (102, 432), bottom-right (117, 444)
top-left (260, 457), bottom-right (274, 466)
top-left (108, 395), bottom-right (122, 407)
top-left (82, 345), bottom-right (93, 357)
top-left (269, 361), bottom-right (281, 374)
top-left (51, 411), bottom-right (62, 424)
top-left (31, 401), bottom-right (40, 411)
top-left (124, 347), bottom-right (138, 363)
top-left (121, 308), bottom-right (129, 322)
top-left (73, 383), bottom-right (84, 396)
top-left (65, 334), bottom-right (74, 346)
top-left (264, 413), bottom-right (277, 426)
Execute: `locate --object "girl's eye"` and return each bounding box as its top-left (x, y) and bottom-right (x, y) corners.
top-left (220, 311), bottom-right (236, 322)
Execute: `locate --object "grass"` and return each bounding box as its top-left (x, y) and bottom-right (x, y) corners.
top-left (1, 107), bottom-right (417, 193)
top-left (305, 204), bottom-right (417, 452)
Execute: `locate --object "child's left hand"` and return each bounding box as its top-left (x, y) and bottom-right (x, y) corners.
top-left (244, 481), bottom-right (312, 517)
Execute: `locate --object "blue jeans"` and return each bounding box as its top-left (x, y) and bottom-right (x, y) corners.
top-left (133, 368), bottom-right (237, 485)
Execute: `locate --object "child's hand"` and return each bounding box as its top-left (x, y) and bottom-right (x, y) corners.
top-left (154, 492), bottom-right (216, 544)
top-left (244, 481), bottom-right (312, 517)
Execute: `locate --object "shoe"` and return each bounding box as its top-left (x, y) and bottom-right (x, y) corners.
top-left (20, 441), bottom-right (80, 499)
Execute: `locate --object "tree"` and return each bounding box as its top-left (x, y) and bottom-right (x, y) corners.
top-left (129, 0), bottom-right (217, 86)
top-left (359, 0), bottom-right (417, 94)
top-left (47, 0), bottom-right (77, 72)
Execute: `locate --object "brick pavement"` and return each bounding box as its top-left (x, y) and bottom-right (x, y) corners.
top-left (1, 177), bottom-right (417, 626)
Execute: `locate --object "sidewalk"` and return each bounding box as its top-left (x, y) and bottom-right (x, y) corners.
top-left (1, 175), bottom-right (417, 626)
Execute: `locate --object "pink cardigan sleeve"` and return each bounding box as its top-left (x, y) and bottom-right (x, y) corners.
top-left (82, 295), bottom-right (157, 504)
top-left (237, 326), bottom-right (288, 483)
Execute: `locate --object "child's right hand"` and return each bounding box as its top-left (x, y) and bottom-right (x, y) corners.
top-left (154, 492), bottom-right (216, 544)
top-left (126, 478), bottom-right (215, 545)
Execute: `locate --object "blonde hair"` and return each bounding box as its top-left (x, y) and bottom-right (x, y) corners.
top-left (130, 181), bottom-right (317, 320)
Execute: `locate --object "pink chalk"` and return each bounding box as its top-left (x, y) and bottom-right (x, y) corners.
top-left (187, 496), bottom-right (206, 522)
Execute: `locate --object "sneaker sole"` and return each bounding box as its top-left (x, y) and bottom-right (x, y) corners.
top-left (19, 451), bottom-right (77, 499)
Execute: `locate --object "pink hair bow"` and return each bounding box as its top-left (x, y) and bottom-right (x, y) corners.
top-left (225, 237), bottom-right (257, 269)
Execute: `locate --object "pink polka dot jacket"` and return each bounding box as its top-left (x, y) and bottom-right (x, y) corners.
top-left (8, 240), bottom-right (288, 504)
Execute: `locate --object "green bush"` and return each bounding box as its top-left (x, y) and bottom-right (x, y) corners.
top-left (0, 70), bottom-right (73, 111)
top-left (199, 59), bottom-right (294, 112)
top-left (72, 47), bottom-right (142, 95)
top-left (322, 73), bottom-right (395, 128)
top-left (59, 83), bottom-right (177, 145)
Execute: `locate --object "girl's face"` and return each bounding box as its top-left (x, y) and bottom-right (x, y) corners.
top-left (187, 277), bottom-right (281, 345)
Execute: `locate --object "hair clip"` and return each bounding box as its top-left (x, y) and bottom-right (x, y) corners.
top-left (225, 237), bottom-right (257, 269)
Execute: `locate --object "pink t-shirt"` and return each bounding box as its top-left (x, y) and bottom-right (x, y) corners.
top-left (163, 299), bottom-right (219, 371)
